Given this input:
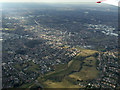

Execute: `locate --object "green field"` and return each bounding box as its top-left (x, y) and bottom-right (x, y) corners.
top-left (37, 49), bottom-right (99, 88)
top-left (43, 79), bottom-right (82, 88)
top-left (21, 48), bottom-right (99, 88)
top-left (14, 61), bottom-right (40, 73)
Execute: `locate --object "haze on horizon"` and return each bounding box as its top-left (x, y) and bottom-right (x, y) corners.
top-left (0, 0), bottom-right (98, 3)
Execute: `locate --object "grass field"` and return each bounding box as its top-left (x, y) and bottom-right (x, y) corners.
top-left (43, 79), bottom-right (81, 88)
top-left (69, 66), bottom-right (99, 81)
top-left (21, 48), bottom-right (99, 88)
top-left (37, 49), bottom-right (99, 88)
top-left (76, 49), bottom-right (98, 57)
top-left (14, 61), bottom-right (40, 73)
top-left (43, 59), bottom-right (82, 81)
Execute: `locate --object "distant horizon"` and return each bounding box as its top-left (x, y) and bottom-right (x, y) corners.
top-left (0, 2), bottom-right (115, 7)
top-left (0, 2), bottom-right (95, 3)
top-left (0, 2), bottom-right (96, 4)
top-left (0, 0), bottom-right (98, 3)
top-left (0, 0), bottom-right (119, 7)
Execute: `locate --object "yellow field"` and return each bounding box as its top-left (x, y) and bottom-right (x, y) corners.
top-left (69, 67), bottom-right (99, 81)
top-left (77, 49), bottom-right (98, 57)
top-left (44, 79), bottom-right (82, 88)
top-left (69, 56), bottom-right (99, 81)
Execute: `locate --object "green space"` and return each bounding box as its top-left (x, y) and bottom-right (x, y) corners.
top-left (14, 61), bottom-right (40, 73)
top-left (21, 48), bottom-right (99, 88)
top-left (37, 49), bottom-right (99, 88)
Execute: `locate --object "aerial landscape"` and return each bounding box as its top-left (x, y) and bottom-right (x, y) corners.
top-left (1, 2), bottom-right (119, 89)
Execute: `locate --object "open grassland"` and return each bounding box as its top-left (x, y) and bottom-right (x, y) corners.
top-left (43, 79), bottom-right (82, 88)
top-left (14, 61), bottom-right (40, 73)
top-left (69, 66), bottom-right (99, 81)
top-left (43, 59), bottom-right (82, 81)
top-left (21, 48), bottom-right (99, 88)
top-left (37, 48), bottom-right (99, 88)
top-left (76, 49), bottom-right (98, 57)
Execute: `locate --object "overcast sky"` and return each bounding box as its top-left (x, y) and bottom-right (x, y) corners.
top-left (0, 0), bottom-right (98, 3)
top-left (0, 0), bottom-right (119, 6)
